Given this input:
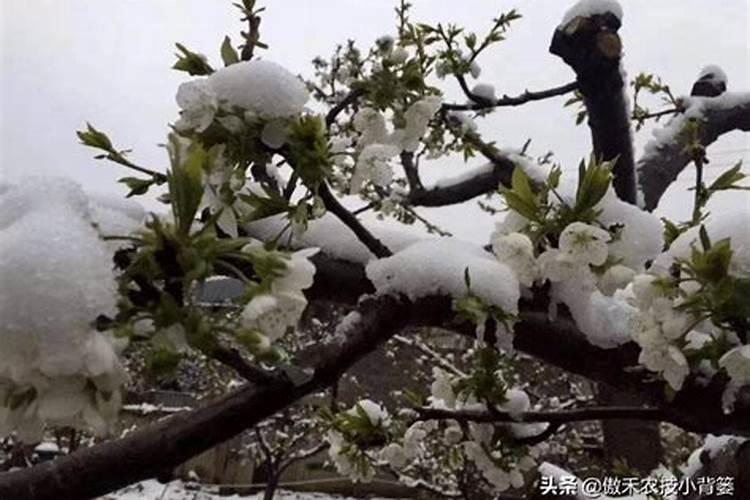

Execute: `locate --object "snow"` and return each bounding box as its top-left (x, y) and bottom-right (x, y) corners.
top-left (433, 162), bottom-right (494, 189)
top-left (560, 0), bottom-right (623, 27)
top-left (207, 60), bottom-right (309, 118)
top-left (697, 64), bottom-right (728, 86)
top-left (652, 210), bottom-right (750, 276)
top-left (557, 285), bottom-right (637, 348)
top-left (366, 238), bottom-right (520, 313)
top-left (596, 189), bottom-right (663, 270)
top-left (506, 152), bottom-right (548, 184)
top-left (243, 213), bottom-right (421, 264)
top-left (106, 480), bottom-right (400, 500)
top-left (0, 177), bottom-right (127, 437)
top-left (470, 83), bottom-right (496, 102)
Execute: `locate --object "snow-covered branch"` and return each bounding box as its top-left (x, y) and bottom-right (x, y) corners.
top-left (638, 91), bottom-right (750, 210)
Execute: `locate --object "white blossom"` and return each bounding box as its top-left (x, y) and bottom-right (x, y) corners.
top-left (174, 79), bottom-right (218, 132)
top-left (390, 47), bottom-right (409, 64)
top-left (599, 264), bottom-right (636, 296)
top-left (558, 222), bottom-right (611, 266)
top-left (491, 232), bottom-right (537, 287)
top-left (353, 108), bottom-right (389, 146)
top-left (380, 443), bottom-right (408, 469)
top-left (350, 144), bottom-right (399, 194)
top-left (430, 368), bottom-right (456, 408)
top-left (395, 96), bottom-right (443, 153)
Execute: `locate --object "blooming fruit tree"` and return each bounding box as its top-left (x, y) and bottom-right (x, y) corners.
top-left (1, 0), bottom-right (750, 499)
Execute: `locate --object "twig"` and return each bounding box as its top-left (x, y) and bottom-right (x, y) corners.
top-left (325, 88), bottom-right (366, 128)
top-left (317, 182), bottom-right (392, 258)
top-left (443, 81), bottom-right (578, 111)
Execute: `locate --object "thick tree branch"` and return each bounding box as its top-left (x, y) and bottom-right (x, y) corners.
top-left (638, 91), bottom-right (750, 210)
top-left (0, 294), bottom-right (416, 500)
top-left (406, 127), bottom-right (516, 207)
top-left (443, 81), bottom-right (578, 112)
top-left (550, 12), bottom-right (637, 203)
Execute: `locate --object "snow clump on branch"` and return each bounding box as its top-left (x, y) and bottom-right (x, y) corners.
top-left (175, 59), bottom-right (310, 132)
top-left (0, 177), bottom-right (128, 440)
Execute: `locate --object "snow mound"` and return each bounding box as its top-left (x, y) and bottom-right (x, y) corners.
top-left (208, 60), bottom-right (309, 118)
top-left (366, 238), bottom-right (520, 313)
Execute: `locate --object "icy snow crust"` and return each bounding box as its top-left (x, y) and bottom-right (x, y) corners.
top-left (207, 59), bottom-right (309, 118)
top-left (0, 177), bottom-right (130, 437)
top-left (366, 239), bottom-right (520, 314)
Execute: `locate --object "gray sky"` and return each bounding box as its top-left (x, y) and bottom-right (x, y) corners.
top-left (2, 0), bottom-right (748, 241)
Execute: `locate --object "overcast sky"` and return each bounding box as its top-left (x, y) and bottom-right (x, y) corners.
top-left (2, 0), bottom-right (748, 241)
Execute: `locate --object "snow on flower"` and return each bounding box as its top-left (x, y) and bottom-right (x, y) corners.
top-left (174, 79), bottom-right (218, 132)
top-left (207, 60), bottom-right (309, 118)
top-left (350, 144), bottom-right (399, 194)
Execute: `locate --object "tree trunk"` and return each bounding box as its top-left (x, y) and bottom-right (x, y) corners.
top-left (263, 474), bottom-right (279, 500)
top-left (598, 384), bottom-right (662, 474)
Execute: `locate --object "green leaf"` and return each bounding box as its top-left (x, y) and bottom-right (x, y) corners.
top-left (464, 267), bottom-right (472, 289)
top-left (220, 36), bottom-right (240, 66)
top-left (699, 225), bottom-right (712, 251)
top-left (167, 135), bottom-right (207, 236)
top-left (119, 176), bottom-right (155, 197)
top-left (172, 43), bottom-right (214, 75)
top-left (77, 122), bottom-right (113, 151)
top-left (708, 162), bottom-right (746, 192)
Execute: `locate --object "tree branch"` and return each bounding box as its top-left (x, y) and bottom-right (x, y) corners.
top-left (638, 91), bottom-right (750, 210)
top-left (442, 81), bottom-right (578, 112)
top-left (325, 87), bottom-right (366, 128)
top-left (417, 405), bottom-right (668, 425)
